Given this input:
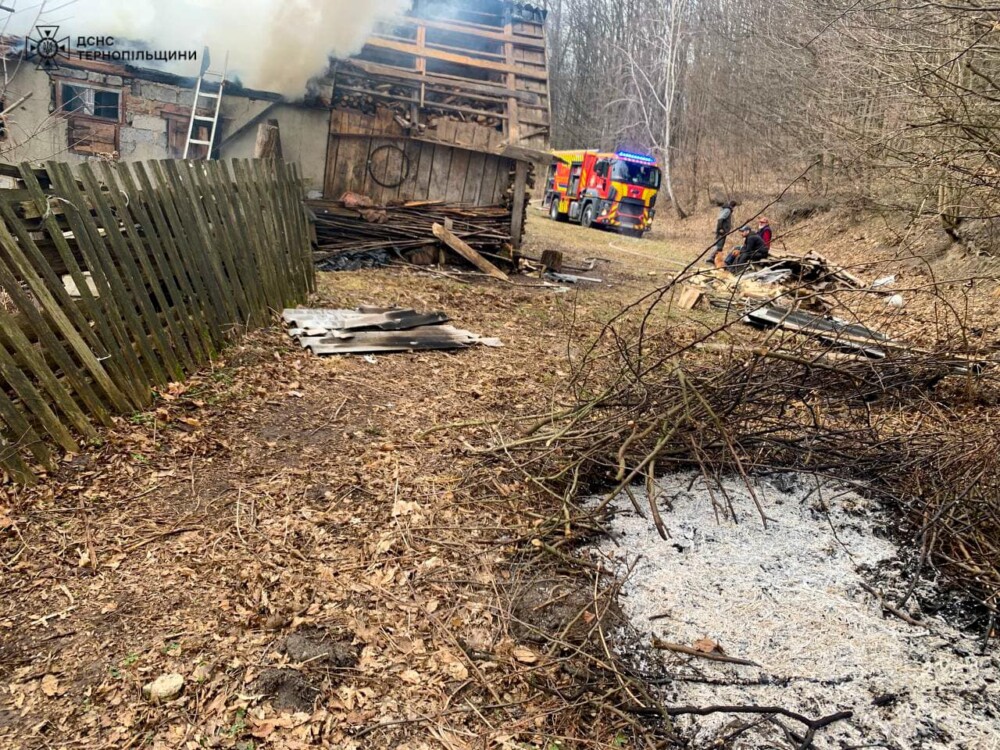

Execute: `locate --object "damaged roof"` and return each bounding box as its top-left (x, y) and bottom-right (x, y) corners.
top-left (0, 35), bottom-right (283, 101)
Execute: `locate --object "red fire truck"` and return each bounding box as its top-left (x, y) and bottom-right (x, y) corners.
top-left (544, 149), bottom-right (662, 237)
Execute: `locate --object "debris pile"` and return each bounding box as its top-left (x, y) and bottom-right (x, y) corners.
top-left (493, 255), bottom-right (1000, 634)
top-left (308, 195), bottom-right (514, 271)
top-left (755, 252), bottom-right (865, 290)
top-left (283, 306), bottom-right (501, 355)
top-left (680, 252), bottom-right (865, 313)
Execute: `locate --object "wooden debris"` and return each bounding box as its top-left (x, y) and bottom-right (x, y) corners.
top-left (754, 252), bottom-right (864, 292)
top-left (676, 285), bottom-right (706, 310)
top-left (253, 119), bottom-right (282, 160)
top-left (432, 223), bottom-right (509, 281)
top-left (308, 198), bottom-right (513, 266)
top-left (652, 637), bottom-right (761, 667)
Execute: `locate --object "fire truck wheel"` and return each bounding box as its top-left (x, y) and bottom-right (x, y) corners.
top-left (581, 203), bottom-right (595, 228)
top-left (549, 201), bottom-right (568, 222)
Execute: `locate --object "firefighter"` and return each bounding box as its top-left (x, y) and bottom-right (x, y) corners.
top-left (758, 216), bottom-right (773, 252)
top-left (709, 200), bottom-right (736, 263)
top-left (716, 225), bottom-right (767, 270)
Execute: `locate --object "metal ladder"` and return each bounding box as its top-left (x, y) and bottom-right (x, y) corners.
top-left (183, 52), bottom-right (228, 160)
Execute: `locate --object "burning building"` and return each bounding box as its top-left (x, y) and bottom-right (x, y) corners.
top-left (0, 0), bottom-right (549, 249)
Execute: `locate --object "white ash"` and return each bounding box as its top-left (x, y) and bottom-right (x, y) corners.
top-left (592, 472), bottom-right (999, 749)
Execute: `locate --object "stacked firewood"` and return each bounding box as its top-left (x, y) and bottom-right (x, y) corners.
top-left (333, 72), bottom-right (414, 117)
top-left (331, 63), bottom-right (507, 130)
top-left (307, 197), bottom-right (513, 266)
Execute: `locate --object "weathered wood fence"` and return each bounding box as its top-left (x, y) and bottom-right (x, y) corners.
top-left (0, 159), bottom-right (314, 483)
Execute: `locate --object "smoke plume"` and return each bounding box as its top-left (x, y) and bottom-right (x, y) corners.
top-left (37, 0), bottom-right (413, 96)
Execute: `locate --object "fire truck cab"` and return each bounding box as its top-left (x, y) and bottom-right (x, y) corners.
top-left (544, 150), bottom-right (662, 237)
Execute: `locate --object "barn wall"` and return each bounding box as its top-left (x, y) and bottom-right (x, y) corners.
top-left (324, 107), bottom-right (515, 205)
top-left (220, 102), bottom-right (329, 194)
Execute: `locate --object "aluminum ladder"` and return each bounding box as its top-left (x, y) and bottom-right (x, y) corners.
top-left (182, 52), bottom-right (228, 160)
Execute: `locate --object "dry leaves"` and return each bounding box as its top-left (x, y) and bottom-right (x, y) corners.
top-left (512, 647), bottom-right (539, 665)
top-left (0, 257), bottom-right (659, 747)
top-left (692, 637), bottom-right (724, 655)
top-left (40, 674), bottom-right (64, 697)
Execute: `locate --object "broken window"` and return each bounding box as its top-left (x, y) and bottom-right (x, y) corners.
top-left (59, 82), bottom-right (121, 121)
top-left (58, 81), bottom-right (121, 156)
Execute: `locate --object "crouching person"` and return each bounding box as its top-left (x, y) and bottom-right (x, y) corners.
top-left (715, 225), bottom-right (768, 271)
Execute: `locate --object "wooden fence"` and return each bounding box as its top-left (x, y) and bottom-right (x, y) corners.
top-left (0, 158), bottom-right (314, 484)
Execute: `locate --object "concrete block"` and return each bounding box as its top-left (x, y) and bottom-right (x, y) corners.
top-left (120, 127), bottom-right (159, 145)
top-left (130, 139), bottom-right (169, 160)
top-left (138, 82), bottom-right (182, 104)
top-left (130, 114), bottom-right (166, 132)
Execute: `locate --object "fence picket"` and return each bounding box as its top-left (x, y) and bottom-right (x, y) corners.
top-left (13, 166), bottom-right (139, 411)
top-left (45, 162), bottom-right (156, 397)
top-left (77, 163), bottom-right (183, 383)
top-left (113, 162), bottom-right (209, 366)
top-left (0, 158), bottom-right (309, 483)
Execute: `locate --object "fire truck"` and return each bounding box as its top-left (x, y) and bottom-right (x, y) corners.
top-left (544, 149), bottom-right (662, 237)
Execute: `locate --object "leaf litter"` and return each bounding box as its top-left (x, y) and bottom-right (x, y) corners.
top-left (0, 261), bottom-right (664, 749)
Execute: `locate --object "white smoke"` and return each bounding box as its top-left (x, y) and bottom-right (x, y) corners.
top-left (17, 0), bottom-right (413, 96)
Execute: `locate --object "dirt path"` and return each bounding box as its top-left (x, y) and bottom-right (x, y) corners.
top-left (0, 212), bottom-right (703, 749)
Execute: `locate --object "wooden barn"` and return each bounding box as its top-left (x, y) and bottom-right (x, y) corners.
top-left (309, 0), bottom-right (550, 252)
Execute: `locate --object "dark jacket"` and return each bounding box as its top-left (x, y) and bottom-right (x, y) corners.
top-left (742, 231), bottom-right (768, 261)
top-left (715, 206), bottom-right (733, 237)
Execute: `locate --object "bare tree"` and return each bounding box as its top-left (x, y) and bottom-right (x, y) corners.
top-left (613, 0), bottom-right (691, 218)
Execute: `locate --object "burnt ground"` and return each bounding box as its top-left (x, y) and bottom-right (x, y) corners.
top-left (0, 205), bottom-right (996, 749)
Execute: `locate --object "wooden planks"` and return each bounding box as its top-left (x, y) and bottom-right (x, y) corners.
top-left (0, 158), bottom-right (313, 484)
top-left (363, 37), bottom-right (548, 81)
top-left (324, 109), bottom-right (512, 206)
top-left (432, 222), bottom-right (509, 281)
top-left (510, 160), bottom-right (529, 249)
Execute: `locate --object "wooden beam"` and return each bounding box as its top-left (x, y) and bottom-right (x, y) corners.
top-left (415, 23), bottom-right (427, 114)
top-left (372, 32), bottom-right (512, 63)
top-left (433, 222), bottom-right (508, 280)
top-left (333, 85), bottom-right (508, 120)
top-left (396, 16), bottom-right (547, 49)
top-left (345, 59), bottom-right (541, 104)
top-left (510, 161), bottom-right (528, 249)
top-left (363, 38), bottom-right (548, 81)
top-left (504, 18), bottom-right (520, 144)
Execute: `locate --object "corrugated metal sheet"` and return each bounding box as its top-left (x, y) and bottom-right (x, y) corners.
top-left (283, 307), bottom-right (501, 355)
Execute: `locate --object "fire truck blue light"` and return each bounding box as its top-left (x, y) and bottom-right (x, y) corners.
top-left (615, 151), bottom-right (656, 164)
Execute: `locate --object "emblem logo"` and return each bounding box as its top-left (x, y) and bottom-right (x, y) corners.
top-left (26, 26), bottom-right (70, 71)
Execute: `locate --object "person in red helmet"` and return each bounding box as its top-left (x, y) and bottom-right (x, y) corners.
top-left (757, 217), bottom-right (773, 253)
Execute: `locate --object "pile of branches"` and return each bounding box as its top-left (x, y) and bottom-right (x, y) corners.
top-left (493, 272), bottom-right (1000, 624)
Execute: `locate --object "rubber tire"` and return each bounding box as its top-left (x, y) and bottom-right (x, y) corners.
top-left (549, 199), bottom-right (569, 223)
top-left (581, 202), bottom-right (595, 229)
